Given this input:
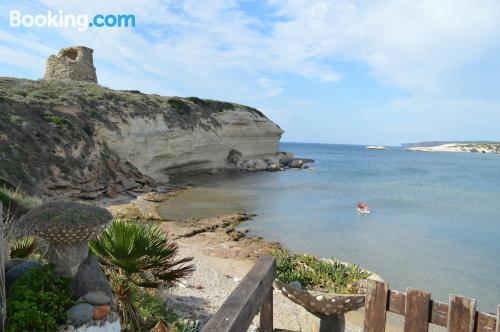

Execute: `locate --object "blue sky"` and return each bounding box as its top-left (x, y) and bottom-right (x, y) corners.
top-left (1, 0), bottom-right (500, 145)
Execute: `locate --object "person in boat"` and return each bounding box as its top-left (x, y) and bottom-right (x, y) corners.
top-left (357, 203), bottom-right (369, 210)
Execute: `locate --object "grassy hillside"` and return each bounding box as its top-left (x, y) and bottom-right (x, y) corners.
top-left (0, 77), bottom-right (266, 198)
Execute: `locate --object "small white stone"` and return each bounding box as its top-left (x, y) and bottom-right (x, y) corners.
top-left (315, 295), bottom-right (324, 301)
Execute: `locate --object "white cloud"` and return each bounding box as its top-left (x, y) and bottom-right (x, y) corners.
top-left (1, 0), bottom-right (500, 145)
top-left (2, 0), bottom-right (500, 94)
top-left (257, 78), bottom-right (283, 97)
top-left (268, 0), bottom-right (500, 91)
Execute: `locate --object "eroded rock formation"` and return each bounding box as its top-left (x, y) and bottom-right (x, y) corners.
top-left (0, 77), bottom-right (283, 199)
top-left (100, 103), bottom-right (283, 178)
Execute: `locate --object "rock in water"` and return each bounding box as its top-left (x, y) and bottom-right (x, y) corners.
top-left (289, 159), bottom-right (304, 168)
top-left (66, 303), bottom-right (94, 324)
top-left (5, 261), bottom-right (41, 290)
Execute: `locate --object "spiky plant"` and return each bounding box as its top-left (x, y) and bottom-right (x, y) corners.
top-left (89, 220), bottom-right (194, 331)
top-left (9, 236), bottom-right (37, 259)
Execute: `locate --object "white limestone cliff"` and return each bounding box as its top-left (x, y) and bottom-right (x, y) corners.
top-left (98, 106), bottom-right (283, 181)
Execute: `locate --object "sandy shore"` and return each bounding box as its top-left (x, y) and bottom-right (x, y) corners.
top-left (104, 186), bottom-right (407, 331)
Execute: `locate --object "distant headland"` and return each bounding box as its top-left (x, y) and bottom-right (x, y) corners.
top-left (402, 141), bottom-right (500, 154)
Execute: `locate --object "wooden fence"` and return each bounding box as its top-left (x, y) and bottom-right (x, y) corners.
top-left (201, 256), bottom-right (276, 332)
top-left (365, 280), bottom-right (499, 332)
top-left (202, 257), bottom-right (499, 332)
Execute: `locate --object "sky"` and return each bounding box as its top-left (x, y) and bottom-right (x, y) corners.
top-left (1, 0), bottom-right (500, 145)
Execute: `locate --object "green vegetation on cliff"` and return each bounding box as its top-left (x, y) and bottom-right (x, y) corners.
top-left (0, 77), bottom-right (267, 197)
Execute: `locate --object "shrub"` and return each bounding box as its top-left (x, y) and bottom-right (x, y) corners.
top-left (90, 220), bottom-right (195, 331)
top-left (272, 248), bottom-right (370, 294)
top-left (10, 236), bottom-right (37, 259)
top-left (133, 289), bottom-right (199, 332)
top-left (0, 187), bottom-right (41, 218)
top-left (6, 265), bottom-right (75, 332)
top-left (42, 111), bottom-right (69, 127)
top-left (84, 108), bottom-right (98, 117)
top-left (168, 99), bottom-right (192, 114)
top-left (186, 97), bottom-right (235, 112)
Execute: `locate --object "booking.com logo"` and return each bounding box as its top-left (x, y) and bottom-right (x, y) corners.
top-left (9, 10), bottom-right (136, 31)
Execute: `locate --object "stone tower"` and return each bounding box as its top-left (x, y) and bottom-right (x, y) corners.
top-left (44, 46), bottom-right (98, 83)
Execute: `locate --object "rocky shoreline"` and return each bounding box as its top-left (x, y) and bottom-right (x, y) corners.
top-left (101, 179), bottom-right (400, 332)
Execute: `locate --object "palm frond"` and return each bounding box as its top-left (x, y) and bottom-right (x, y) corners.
top-left (90, 220), bottom-right (194, 286)
top-left (10, 236), bottom-right (37, 259)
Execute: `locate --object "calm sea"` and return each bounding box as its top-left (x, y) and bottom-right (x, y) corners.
top-left (160, 142), bottom-right (500, 312)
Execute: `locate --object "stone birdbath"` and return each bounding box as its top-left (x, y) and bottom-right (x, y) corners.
top-left (273, 257), bottom-right (382, 332)
top-left (16, 201), bottom-right (112, 277)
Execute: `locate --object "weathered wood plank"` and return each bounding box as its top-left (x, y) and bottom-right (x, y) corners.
top-left (387, 290), bottom-right (406, 315)
top-left (476, 312), bottom-right (497, 332)
top-left (364, 280), bottom-right (388, 332)
top-left (429, 300), bottom-right (448, 327)
top-left (201, 256), bottom-right (276, 332)
top-left (404, 288), bottom-right (431, 332)
top-left (495, 306), bottom-right (499, 332)
top-left (259, 287), bottom-right (273, 332)
top-left (448, 295), bottom-right (476, 332)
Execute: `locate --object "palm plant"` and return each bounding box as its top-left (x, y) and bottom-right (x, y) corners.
top-left (89, 220), bottom-right (194, 331)
top-left (9, 236), bottom-right (37, 259)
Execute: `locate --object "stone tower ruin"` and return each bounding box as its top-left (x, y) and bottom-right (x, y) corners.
top-left (44, 46), bottom-right (98, 83)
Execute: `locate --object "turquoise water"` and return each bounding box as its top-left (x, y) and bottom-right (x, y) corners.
top-left (162, 142), bottom-right (500, 312)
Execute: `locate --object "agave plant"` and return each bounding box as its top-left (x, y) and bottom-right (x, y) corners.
top-left (89, 220), bottom-right (194, 331)
top-left (9, 237), bottom-right (37, 259)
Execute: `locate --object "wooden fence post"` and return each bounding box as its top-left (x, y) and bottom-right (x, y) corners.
top-left (448, 295), bottom-right (476, 332)
top-left (404, 288), bottom-right (431, 332)
top-left (495, 306), bottom-right (499, 332)
top-left (260, 286), bottom-right (273, 332)
top-left (364, 279), bottom-right (388, 332)
top-left (201, 256), bottom-right (276, 332)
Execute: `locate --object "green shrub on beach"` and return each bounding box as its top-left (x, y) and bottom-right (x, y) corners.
top-left (133, 289), bottom-right (199, 332)
top-left (6, 265), bottom-right (75, 332)
top-left (9, 236), bottom-right (38, 259)
top-left (272, 248), bottom-right (370, 294)
top-left (90, 220), bottom-right (195, 331)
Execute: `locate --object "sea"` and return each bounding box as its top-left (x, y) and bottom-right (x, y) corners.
top-left (160, 142), bottom-right (500, 312)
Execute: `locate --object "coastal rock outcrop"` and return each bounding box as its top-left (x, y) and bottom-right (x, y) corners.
top-left (100, 101), bottom-right (283, 179)
top-left (406, 143), bottom-right (500, 154)
top-left (1, 46), bottom-right (284, 198)
top-left (0, 77), bottom-right (282, 198)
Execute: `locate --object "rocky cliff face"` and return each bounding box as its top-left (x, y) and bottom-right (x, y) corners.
top-left (0, 77), bottom-right (283, 198)
top-left (100, 102), bottom-right (282, 178)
